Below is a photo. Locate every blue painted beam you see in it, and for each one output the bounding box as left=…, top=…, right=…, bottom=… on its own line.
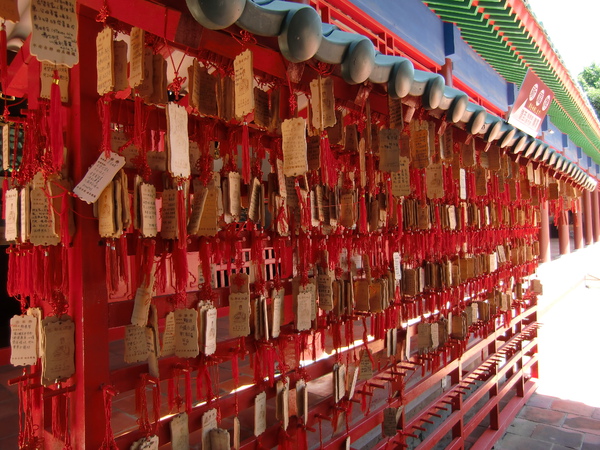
left=349, top=0, right=446, bottom=66
left=443, top=22, right=508, bottom=112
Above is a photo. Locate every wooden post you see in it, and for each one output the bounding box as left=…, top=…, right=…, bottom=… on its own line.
left=573, top=198, right=583, bottom=250
left=558, top=211, right=570, bottom=255
left=582, top=190, right=593, bottom=245
left=539, top=200, right=551, bottom=262
left=68, top=9, right=109, bottom=448
left=593, top=189, right=600, bottom=243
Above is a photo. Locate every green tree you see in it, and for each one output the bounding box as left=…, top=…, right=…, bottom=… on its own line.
left=578, top=63, right=600, bottom=118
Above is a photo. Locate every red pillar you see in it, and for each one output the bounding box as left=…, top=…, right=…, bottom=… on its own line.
left=582, top=190, right=593, bottom=245
left=558, top=211, right=571, bottom=255
left=593, top=189, right=600, bottom=243
left=69, top=10, right=110, bottom=448
left=573, top=198, right=584, bottom=250
left=539, top=200, right=551, bottom=262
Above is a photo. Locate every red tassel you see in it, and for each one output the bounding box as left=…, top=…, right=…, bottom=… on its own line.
left=1, top=176, right=7, bottom=220
left=167, top=376, right=175, bottom=412
left=172, top=243, right=188, bottom=298
left=50, top=70, right=64, bottom=172
left=51, top=391, right=68, bottom=442
left=133, top=96, right=145, bottom=151
left=320, top=133, right=337, bottom=188
left=185, top=370, right=192, bottom=414
left=98, top=95, right=112, bottom=158
left=100, top=385, right=118, bottom=450
left=358, top=190, right=368, bottom=234
left=141, top=239, right=156, bottom=288
left=242, top=122, right=251, bottom=184
left=177, top=186, right=187, bottom=249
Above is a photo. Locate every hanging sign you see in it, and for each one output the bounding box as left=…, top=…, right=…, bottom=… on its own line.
left=30, top=0, right=79, bottom=67
left=508, top=69, right=554, bottom=137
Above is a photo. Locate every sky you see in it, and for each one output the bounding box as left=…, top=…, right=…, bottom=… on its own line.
left=526, top=0, right=600, bottom=79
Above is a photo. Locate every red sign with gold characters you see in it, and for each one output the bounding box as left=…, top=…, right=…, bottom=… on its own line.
left=508, top=69, right=554, bottom=137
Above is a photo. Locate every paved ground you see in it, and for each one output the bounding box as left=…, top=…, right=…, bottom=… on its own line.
left=495, top=242, right=600, bottom=449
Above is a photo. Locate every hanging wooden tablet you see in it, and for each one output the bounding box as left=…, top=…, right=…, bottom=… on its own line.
left=282, top=118, right=308, bottom=177
left=139, top=183, right=158, bottom=237
left=129, top=27, right=145, bottom=88
left=41, top=316, right=75, bottom=385
left=391, top=157, right=411, bottom=197
left=2, top=124, right=8, bottom=171
left=29, top=187, right=60, bottom=246
left=440, top=128, right=453, bottom=161
left=310, top=76, right=336, bottom=130
left=197, top=183, right=219, bottom=237
left=113, top=40, right=129, bottom=92
left=201, top=408, right=218, bottom=450
left=426, top=162, right=444, bottom=199
left=417, top=322, right=432, bottom=353
left=229, top=292, right=250, bottom=338
left=31, top=0, right=78, bottom=67
left=451, top=313, right=467, bottom=340
left=327, top=109, right=344, bottom=146
left=119, top=171, right=131, bottom=230
left=344, top=124, right=359, bottom=153
left=276, top=377, right=290, bottom=428
left=19, top=186, right=30, bottom=243
left=306, top=135, right=321, bottom=171
left=131, top=269, right=155, bottom=327
left=209, top=429, right=230, bottom=450
left=459, top=168, right=467, bottom=200
left=411, top=122, right=430, bottom=169
left=187, top=178, right=208, bottom=234
left=131, top=435, right=159, bottom=449
left=389, top=97, right=403, bottom=129
left=198, top=66, right=218, bottom=117
left=187, top=59, right=200, bottom=110
left=170, top=412, right=190, bottom=450
left=317, top=273, right=333, bottom=311
left=358, top=349, right=373, bottom=380
left=10, top=314, right=38, bottom=366
left=96, top=26, right=114, bottom=95
left=382, top=407, right=402, bottom=437
left=294, top=282, right=315, bottom=331
left=379, top=128, right=401, bottom=172
left=124, top=324, right=148, bottom=364
left=160, top=189, right=179, bottom=239
left=461, top=141, right=475, bottom=167
left=73, top=151, right=126, bottom=203
left=333, top=363, right=346, bottom=402
left=162, top=312, right=176, bottom=357
left=339, top=189, right=356, bottom=228
left=254, top=88, right=270, bottom=129
left=234, top=49, right=254, bottom=120
left=98, top=182, right=116, bottom=238
left=254, top=392, right=267, bottom=436
left=166, top=103, right=191, bottom=178
left=4, top=187, right=18, bottom=242
left=223, top=171, right=241, bottom=222
left=174, top=309, right=199, bottom=358
left=296, top=378, right=309, bottom=418
left=150, top=54, right=168, bottom=105
left=217, top=74, right=235, bottom=121
left=145, top=325, right=160, bottom=378
left=270, top=288, right=284, bottom=338
left=475, top=166, right=488, bottom=197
